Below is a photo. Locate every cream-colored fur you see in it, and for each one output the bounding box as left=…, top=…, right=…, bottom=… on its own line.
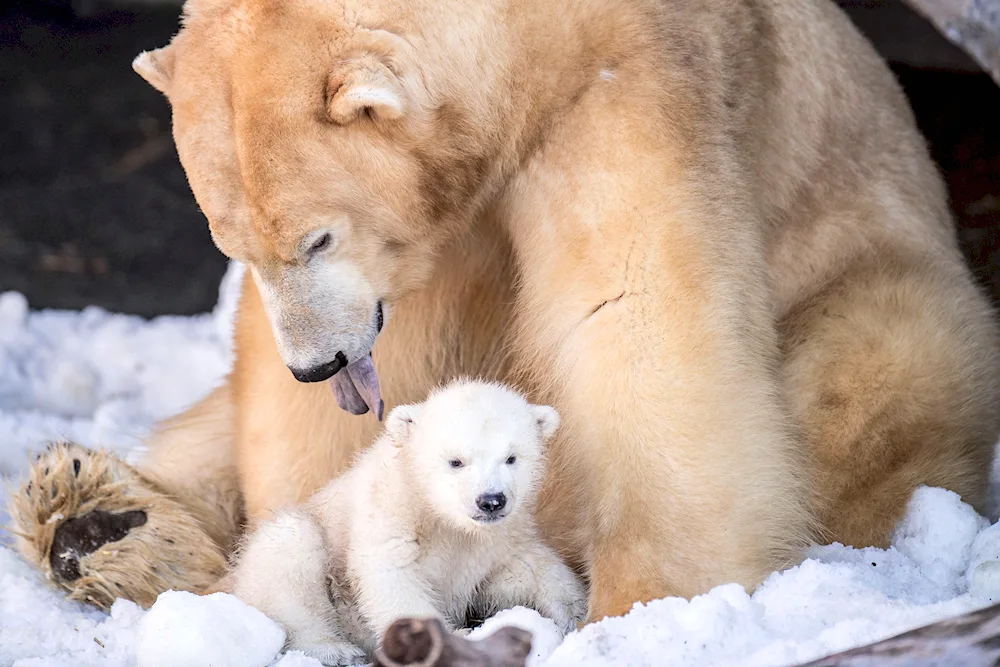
left=226, top=380, right=585, bottom=665
left=9, top=0, right=1000, bottom=623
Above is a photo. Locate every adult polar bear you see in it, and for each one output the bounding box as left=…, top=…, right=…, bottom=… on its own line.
left=11, top=0, right=1000, bottom=622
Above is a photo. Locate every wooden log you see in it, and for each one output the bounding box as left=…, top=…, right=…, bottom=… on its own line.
left=374, top=618, right=533, bottom=667
left=901, top=0, right=1000, bottom=84
left=794, top=602, right=1000, bottom=666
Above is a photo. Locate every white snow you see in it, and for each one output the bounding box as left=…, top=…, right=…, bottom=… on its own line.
left=136, top=591, right=285, bottom=667
left=968, top=521, right=1000, bottom=601
left=3, top=261, right=1000, bottom=667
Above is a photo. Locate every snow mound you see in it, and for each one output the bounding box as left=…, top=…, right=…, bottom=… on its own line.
left=136, top=591, right=285, bottom=667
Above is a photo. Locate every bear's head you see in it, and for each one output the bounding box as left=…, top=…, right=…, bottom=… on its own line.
left=132, top=0, right=515, bottom=403
left=385, top=380, right=560, bottom=532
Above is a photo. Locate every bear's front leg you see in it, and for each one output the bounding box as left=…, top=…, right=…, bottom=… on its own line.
left=531, top=264, right=813, bottom=621
left=506, top=143, right=814, bottom=621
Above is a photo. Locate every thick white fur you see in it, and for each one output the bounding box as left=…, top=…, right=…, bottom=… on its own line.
left=228, top=379, right=585, bottom=664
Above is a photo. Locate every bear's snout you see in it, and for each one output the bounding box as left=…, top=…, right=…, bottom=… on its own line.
left=476, top=493, right=507, bottom=517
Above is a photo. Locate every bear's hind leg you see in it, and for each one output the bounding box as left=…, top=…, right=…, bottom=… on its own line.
left=780, top=254, right=1000, bottom=547
left=7, top=441, right=228, bottom=608
left=7, top=383, right=241, bottom=608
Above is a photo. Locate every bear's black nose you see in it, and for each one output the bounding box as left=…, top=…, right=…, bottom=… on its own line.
left=476, top=493, right=507, bottom=514
left=289, top=352, right=347, bottom=383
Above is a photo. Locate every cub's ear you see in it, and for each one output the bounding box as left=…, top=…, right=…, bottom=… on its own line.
left=326, top=58, right=406, bottom=125
left=385, top=404, right=421, bottom=446
left=530, top=405, right=560, bottom=442
left=132, top=45, right=176, bottom=97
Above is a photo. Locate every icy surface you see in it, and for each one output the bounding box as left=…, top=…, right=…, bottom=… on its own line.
left=3, top=260, right=1000, bottom=667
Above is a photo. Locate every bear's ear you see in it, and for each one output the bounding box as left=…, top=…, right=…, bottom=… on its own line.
left=530, top=405, right=560, bottom=442
left=132, top=46, right=176, bottom=97
left=326, top=58, right=406, bottom=125
left=385, top=404, right=421, bottom=446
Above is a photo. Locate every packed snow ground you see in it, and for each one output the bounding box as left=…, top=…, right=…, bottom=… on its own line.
left=4, top=261, right=1000, bottom=667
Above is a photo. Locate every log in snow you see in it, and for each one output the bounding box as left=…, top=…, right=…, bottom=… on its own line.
left=794, top=602, right=1000, bottom=667
left=375, top=618, right=533, bottom=667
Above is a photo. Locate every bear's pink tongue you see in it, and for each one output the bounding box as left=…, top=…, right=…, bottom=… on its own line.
left=330, top=355, right=384, bottom=420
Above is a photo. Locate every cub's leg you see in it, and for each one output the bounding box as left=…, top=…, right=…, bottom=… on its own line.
left=781, top=254, right=1000, bottom=547
left=7, top=383, right=237, bottom=609
left=229, top=510, right=366, bottom=666
left=480, top=541, right=588, bottom=633
left=349, top=534, right=448, bottom=640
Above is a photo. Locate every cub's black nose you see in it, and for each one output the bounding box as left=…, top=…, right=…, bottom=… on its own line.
left=476, top=493, right=507, bottom=514
left=289, top=351, right=347, bottom=383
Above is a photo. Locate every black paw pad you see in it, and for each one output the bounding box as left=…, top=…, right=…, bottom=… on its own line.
left=49, top=509, right=148, bottom=583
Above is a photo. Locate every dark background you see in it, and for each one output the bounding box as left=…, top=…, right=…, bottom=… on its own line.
left=1, top=0, right=998, bottom=317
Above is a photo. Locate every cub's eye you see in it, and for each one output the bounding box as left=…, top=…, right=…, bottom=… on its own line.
left=448, top=459, right=464, bottom=469
left=310, top=233, right=332, bottom=253
left=506, top=456, right=516, bottom=465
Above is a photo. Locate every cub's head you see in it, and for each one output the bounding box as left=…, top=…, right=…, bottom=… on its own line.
left=132, top=0, right=506, bottom=392
left=385, top=380, right=560, bottom=532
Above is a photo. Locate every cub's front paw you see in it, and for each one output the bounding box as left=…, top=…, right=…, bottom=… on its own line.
left=553, top=610, right=578, bottom=635
left=295, top=640, right=368, bottom=666
left=539, top=595, right=587, bottom=634
left=569, top=594, right=589, bottom=626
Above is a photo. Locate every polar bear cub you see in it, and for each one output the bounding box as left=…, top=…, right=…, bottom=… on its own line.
left=227, top=379, right=587, bottom=665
